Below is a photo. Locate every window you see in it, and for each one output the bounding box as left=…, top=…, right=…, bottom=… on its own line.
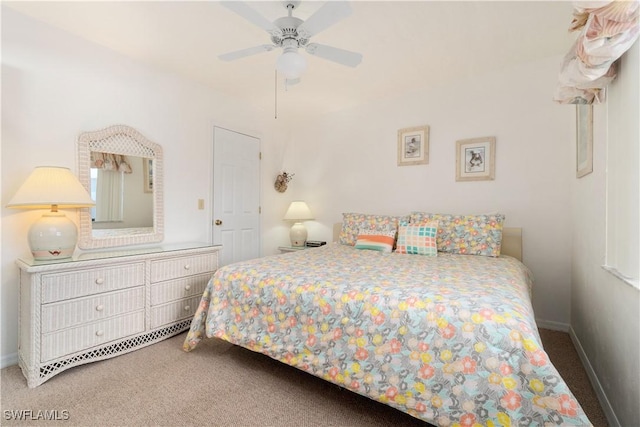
left=604, top=40, right=639, bottom=289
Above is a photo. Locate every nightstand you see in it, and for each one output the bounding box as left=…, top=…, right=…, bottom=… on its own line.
left=278, top=246, right=308, bottom=253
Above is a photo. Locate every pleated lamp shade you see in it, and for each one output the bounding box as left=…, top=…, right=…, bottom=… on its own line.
left=7, top=166, right=95, bottom=260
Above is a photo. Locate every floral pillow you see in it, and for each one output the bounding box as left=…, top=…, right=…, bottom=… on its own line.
left=354, top=226, right=397, bottom=253
left=410, top=213, right=505, bottom=257
left=339, top=213, right=408, bottom=246
left=395, top=222, right=438, bottom=256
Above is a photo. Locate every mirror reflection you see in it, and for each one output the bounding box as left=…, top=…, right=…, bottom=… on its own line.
left=89, top=154, right=153, bottom=229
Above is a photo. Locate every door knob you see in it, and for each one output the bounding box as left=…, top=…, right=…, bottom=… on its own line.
left=215, top=219, right=222, bottom=226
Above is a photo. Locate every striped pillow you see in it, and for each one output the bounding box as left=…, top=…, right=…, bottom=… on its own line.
left=395, top=222, right=438, bottom=256
left=354, top=226, right=397, bottom=253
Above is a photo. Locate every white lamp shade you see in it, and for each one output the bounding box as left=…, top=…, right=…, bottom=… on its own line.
left=7, top=166, right=95, bottom=209
left=283, top=201, right=314, bottom=221
left=7, top=166, right=95, bottom=260
left=276, top=49, right=307, bottom=79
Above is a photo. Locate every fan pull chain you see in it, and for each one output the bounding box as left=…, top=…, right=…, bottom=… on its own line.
left=275, top=70, right=278, bottom=119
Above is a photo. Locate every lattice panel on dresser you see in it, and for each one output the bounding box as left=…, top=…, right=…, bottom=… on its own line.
left=37, top=319, right=191, bottom=383
left=18, top=245, right=220, bottom=387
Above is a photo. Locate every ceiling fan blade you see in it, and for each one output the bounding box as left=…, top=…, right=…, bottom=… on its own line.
left=219, top=45, right=275, bottom=61
left=297, top=1, right=352, bottom=39
left=305, top=43, right=362, bottom=68
left=220, top=2, right=282, bottom=37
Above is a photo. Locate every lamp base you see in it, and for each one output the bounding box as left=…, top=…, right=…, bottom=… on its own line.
left=28, top=212, right=77, bottom=260
left=290, top=222, right=308, bottom=247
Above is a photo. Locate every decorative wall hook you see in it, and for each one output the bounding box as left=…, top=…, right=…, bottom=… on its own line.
left=274, top=171, right=294, bottom=193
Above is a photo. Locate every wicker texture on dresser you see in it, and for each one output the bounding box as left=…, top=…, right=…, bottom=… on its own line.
left=16, top=244, right=219, bottom=387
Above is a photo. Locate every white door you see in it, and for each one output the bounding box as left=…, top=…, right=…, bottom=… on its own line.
left=212, top=127, right=261, bottom=267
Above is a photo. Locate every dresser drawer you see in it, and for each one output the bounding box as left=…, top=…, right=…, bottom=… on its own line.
left=41, top=287, right=145, bottom=334
left=150, top=273, right=211, bottom=306
left=42, top=263, right=145, bottom=303
left=41, top=309, right=145, bottom=362
left=150, top=295, right=202, bottom=329
left=150, top=253, right=217, bottom=283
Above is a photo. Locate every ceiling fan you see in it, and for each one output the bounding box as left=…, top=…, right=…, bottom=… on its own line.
left=219, top=1, right=363, bottom=83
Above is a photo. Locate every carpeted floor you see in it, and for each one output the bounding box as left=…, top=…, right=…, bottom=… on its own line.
left=1, top=329, right=607, bottom=426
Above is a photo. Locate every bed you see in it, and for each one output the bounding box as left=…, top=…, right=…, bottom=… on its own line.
left=183, top=213, right=591, bottom=426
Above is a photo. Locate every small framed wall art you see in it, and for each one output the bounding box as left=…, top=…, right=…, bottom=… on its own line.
left=397, top=125, right=429, bottom=166
left=456, top=136, right=496, bottom=182
left=576, top=104, right=593, bottom=178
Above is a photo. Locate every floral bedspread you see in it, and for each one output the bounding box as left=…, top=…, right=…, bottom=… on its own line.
left=184, top=244, right=591, bottom=426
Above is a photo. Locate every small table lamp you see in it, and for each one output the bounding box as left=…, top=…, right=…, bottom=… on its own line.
left=283, top=201, right=314, bottom=247
left=7, top=166, right=95, bottom=260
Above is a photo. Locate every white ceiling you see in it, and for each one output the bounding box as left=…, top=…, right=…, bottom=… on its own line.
left=5, top=1, right=575, bottom=120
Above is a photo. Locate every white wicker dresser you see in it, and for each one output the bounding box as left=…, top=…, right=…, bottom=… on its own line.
left=16, top=243, right=220, bottom=387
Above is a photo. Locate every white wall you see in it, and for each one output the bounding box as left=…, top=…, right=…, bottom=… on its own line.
left=0, top=8, right=287, bottom=364
left=570, top=40, right=640, bottom=427
left=275, top=55, right=574, bottom=327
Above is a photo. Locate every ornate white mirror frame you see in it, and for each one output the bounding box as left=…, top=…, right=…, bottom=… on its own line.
left=77, top=125, right=164, bottom=249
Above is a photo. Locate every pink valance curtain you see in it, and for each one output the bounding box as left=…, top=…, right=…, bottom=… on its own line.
left=555, top=0, right=639, bottom=104
left=90, top=152, right=133, bottom=174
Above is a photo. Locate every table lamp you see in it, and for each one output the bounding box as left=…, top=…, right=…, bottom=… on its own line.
left=7, top=166, right=96, bottom=260
left=283, top=201, right=314, bottom=247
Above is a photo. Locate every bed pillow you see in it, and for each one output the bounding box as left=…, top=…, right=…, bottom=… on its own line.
left=354, top=226, right=397, bottom=253
left=395, top=222, right=438, bottom=256
left=409, top=212, right=505, bottom=257
left=339, top=213, right=408, bottom=246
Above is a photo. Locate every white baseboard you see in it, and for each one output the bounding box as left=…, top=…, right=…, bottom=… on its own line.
left=569, top=326, right=620, bottom=427
left=535, top=318, right=569, bottom=332
left=1, top=352, right=18, bottom=369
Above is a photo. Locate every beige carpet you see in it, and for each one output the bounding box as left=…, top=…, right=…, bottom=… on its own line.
left=1, top=329, right=608, bottom=426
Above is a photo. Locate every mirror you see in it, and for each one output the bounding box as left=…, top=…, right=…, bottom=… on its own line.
left=77, top=125, right=164, bottom=249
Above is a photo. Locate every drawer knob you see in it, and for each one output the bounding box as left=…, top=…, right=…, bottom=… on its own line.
left=95, top=278, right=105, bottom=285
left=95, top=330, right=104, bottom=337
left=183, top=264, right=191, bottom=270
left=95, top=305, right=104, bottom=312
left=184, top=305, right=190, bottom=311
left=185, top=285, right=191, bottom=291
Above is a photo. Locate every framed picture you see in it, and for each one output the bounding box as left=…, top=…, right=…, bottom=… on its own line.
left=456, top=136, right=496, bottom=182
left=397, top=125, right=429, bottom=166
left=576, top=104, right=593, bottom=178
left=143, top=158, right=153, bottom=193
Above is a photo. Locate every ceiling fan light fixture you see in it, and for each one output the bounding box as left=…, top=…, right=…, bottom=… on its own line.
left=220, top=1, right=362, bottom=82
left=276, top=48, right=307, bottom=79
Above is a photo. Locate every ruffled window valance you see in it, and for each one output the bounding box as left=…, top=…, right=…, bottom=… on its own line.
left=90, top=152, right=133, bottom=174
left=555, top=0, right=639, bottom=104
